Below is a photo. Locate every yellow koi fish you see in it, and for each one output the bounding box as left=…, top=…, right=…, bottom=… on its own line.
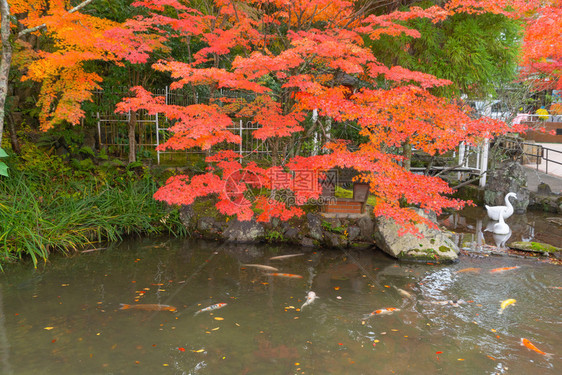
left=498, top=299, right=516, bottom=314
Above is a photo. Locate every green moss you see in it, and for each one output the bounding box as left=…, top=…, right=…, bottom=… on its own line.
left=509, top=241, right=560, bottom=253
left=398, top=248, right=439, bottom=261
left=438, top=245, right=451, bottom=253
left=191, top=197, right=226, bottom=221
left=321, top=220, right=346, bottom=234
left=335, top=186, right=377, bottom=206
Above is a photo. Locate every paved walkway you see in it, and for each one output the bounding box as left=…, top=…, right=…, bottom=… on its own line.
left=522, top=142, right=562, bottom=177
left=523, top=166, right=562, bottom=194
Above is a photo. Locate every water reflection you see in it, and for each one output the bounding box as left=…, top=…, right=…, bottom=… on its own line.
left=439, top=206, right=562, bottom=249
left=0, top=238, right=560, bottom=374
left=493, top=231, right=512, bottom=248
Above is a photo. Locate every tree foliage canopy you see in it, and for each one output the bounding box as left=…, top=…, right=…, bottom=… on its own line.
left=2, top=0, right=560, bottom=233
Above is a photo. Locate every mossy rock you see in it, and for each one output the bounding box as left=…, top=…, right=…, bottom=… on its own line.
left=398, top=248, right=440, bottom=262
left=508, top=241, right=561, bottom=253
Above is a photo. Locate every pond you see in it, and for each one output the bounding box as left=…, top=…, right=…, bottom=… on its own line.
left=0, top=236, right=560, bottom=374
left=439, top=206, right=562, bottom=250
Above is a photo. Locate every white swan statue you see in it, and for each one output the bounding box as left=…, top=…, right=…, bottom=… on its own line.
left=492, top=209, right=510, bottom=235
left=485, top=192, right=517, bottom=221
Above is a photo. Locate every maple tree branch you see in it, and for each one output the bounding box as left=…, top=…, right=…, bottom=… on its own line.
left=18, top=0, right=96, bottom=37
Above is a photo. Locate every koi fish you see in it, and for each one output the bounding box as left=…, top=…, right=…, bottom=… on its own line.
left=455, top=267, right=481, bottom=274
left=270, top=253, right=305, bottom=260
left=498, top=299, right=516, bottom=314
left=119, top=303, right=176, bottom=312
left=368, top=307, right=400, bottom=317
left=194, top=303, right=227, bottom=316
left=490, top=266, right=520, bottom=273
left=241, top=264, right=279, bottom=272
left=300, top=291, right=318, bottom=310
left=431, top=299, right=466, bottom=307
left=521, top=338, right=552, bottom=357
left=393, top=286, right=412, bottom=299
left=264, top=273, right=304, bottom=279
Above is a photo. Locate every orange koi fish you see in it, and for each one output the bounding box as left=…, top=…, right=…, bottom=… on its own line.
left=194, top=303, right=227, bottom=316
left=368, top=307, right=400, bottom=317
left=490, top=266, right=520, bottom=273
left=119, top=303, right=176, bottom=312
left=521, top=338, right=552, bottom=357
left=264, top=273, right=304, bottom=279
left=455, top=267, right=481, bottom=274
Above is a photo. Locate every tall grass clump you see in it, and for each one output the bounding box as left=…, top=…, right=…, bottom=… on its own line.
left=0, top=151, right=186, bottom=268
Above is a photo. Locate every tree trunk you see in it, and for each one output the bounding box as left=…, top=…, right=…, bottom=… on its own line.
left=403, top=138, right=412, bottom=171
left=7, top=113, right=20, bottom=154
left=0, top=0, right=13, bottom=146
left=128, top=111, right=137, bottom=163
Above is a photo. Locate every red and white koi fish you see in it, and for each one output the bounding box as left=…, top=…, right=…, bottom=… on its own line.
left=490, top=266, right=520, bottom=273
left=300, top=291, right=318, bottom=310
left=521, top=338, right=552, bottom=357
left=368, top=307, right=400, bottom=317
left=194, top=303, right=227, bottom=316
left=241, top=264, right=279, bottom=272
left=264, top=273, right=304, bottom=279
left=119, top=303, right=176, bottom=312
left=270, top=253, right=305, bottom=260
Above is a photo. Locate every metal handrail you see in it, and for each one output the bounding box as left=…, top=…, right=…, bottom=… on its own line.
left=514, top=140, right=562, bottom=175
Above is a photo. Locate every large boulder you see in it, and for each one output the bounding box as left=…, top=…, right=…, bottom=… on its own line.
left=485, top=161, right=530, bottom=213
left=374, top=209, right=459, bottom=262
left=223, top=220, right=265, bottom=243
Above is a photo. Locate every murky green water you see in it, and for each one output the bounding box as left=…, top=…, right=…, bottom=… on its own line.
left=0, top=237, right=560, bottom=374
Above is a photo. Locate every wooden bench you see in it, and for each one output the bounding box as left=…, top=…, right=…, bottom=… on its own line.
left=322, top=182, right=370, bottom=214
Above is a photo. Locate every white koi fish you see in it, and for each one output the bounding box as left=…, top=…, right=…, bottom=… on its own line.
left=300, top=291, right=318, bottom=310
left=241, top=264, right=279, bottom=272
left=270, top=253, right=305, bottom=260
left=194, top=303, right=227, bottom=316
left=393, top=286, right=412, bottom=299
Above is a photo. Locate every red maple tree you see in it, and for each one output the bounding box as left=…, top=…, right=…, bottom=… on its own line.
left=113, top=0, right=540, bottom=233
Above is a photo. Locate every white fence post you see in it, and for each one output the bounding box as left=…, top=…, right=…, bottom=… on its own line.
left=156, top=113, right=160, bottom=165
left=239, top=120, right=243, bottom=163
left=458, top=142, right=465, bottom=180
left=479, top=139, right=489, bottom=187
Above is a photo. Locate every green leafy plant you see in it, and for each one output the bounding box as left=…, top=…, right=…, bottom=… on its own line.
left=265, top=230, right=284, bottom=242
left=0, top=148, right=7, bottom=177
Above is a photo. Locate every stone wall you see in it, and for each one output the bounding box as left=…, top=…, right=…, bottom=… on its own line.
left=178, top=200, right=460, bottom=263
